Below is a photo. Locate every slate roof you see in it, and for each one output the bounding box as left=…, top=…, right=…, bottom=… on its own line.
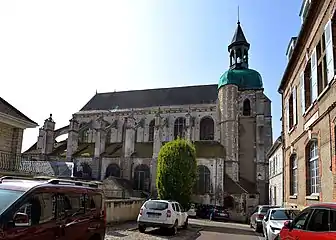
left=0, top=97, right=37, bottom=125
left=80, top=84, right=218, bottom=111
left=228, top=22, right=250, bottom=50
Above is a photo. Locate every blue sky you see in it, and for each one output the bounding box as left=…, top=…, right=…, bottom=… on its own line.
left=0, top=0, right=302, bottom=150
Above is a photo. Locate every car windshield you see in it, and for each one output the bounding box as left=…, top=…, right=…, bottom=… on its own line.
left=0, top=189, right=24, bottom=214
left=261, top=207, right=272, bottom=213
left=270, top=209, right=300, bottom=220
left=145, top=201, right=168, bottom=210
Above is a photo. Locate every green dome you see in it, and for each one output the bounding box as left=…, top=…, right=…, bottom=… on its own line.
left=218, top=68, right=263, bottom=90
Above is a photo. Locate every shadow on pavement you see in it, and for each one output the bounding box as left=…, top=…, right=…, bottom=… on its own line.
left=190, top=223, right=257, bottom=237
left=146, top=226, right=201, bottom=239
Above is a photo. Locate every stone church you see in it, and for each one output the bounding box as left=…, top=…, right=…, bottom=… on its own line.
left=24, top=21, right=272, bottom=220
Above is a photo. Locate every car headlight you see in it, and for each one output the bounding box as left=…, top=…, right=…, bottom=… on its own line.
left=270, top=226, right=281, bottom=232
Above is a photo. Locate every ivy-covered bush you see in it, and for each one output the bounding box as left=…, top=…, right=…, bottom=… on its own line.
left=156, top=138, right=197, bottom=210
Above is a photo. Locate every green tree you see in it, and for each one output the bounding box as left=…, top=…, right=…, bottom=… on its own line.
left=156, top=138, right=197, bottom=210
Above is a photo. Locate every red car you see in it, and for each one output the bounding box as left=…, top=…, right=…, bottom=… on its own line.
left=0, top=176, right=106, bottom=240
left=278, top=203, right=336, bottom=239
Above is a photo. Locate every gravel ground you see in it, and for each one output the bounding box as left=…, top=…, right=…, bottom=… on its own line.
left=105, top=222, right=201, bottom=240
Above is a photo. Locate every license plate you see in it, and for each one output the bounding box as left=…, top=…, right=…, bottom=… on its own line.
left=148, top=214, right=159, bottom=218
left=219, top=213, right=227, bottom=217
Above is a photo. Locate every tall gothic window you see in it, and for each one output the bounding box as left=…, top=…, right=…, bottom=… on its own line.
left=306, top=140, right=320, bottom=195
left=174, top=117, right=186, bottom=139
left=148, top=120, right=155, bottom=142
left=106, top=129, right=111, bottom=144
left=243, top=99, right=251, bottom=116
left=194, top=165, right=211, bottom=195
left=290, top=154, right=297, bottom=195
left=200, top=117, right=214, bottom=140
left=79, top=123, right=89, bottom=143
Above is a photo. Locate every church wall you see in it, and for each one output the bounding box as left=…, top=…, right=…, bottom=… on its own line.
left=74, top=103, right=219, bottom=144
left=239, top=117, right=256, bottom=184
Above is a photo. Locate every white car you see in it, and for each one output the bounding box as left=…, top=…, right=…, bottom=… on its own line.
left=187, top=203, right=197, bottom=218
left=262, top=207, right=300, bottom=240
left=137, top=199, right=189, bottom=235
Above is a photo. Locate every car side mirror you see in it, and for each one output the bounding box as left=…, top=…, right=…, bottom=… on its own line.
left=13, top=212, right=30, bottom=227
left=263, top=216, right=267, bottom=221
left=283, top=220, right=292, bottom=229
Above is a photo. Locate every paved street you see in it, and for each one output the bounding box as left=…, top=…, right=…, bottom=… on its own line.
left=105, top=219, right=264, bottom=240
left=191, top=219, right=264, bottom=240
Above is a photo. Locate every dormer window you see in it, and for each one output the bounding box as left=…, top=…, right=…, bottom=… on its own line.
left=286, top=37, right=297, bottom=61
left=300, top=0, right=311, bottom=23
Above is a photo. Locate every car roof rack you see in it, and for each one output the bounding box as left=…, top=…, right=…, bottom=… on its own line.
left=0, top=176, right=36, bottom=183
left=46, top=178, right=100, bottom=188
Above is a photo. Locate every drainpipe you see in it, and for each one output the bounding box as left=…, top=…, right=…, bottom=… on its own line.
left=329, top=112, right=333, bottom=172
left=280, top=89, right=285, bottom=207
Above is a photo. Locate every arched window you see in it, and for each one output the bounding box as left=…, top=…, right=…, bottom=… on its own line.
left=194, top=165, right=211, bottom=194
left=134, top=164, right=150, bottom=192
left=174, top=117, right=186, bottom=139
left=200, top=117, right=214, bottom=140
left=106, top=129, right=111, bottom=144
left=236, top=48, right=242, bottom=63
left=148, top=120, right=155, bottom=142
left=121, top=121, right=126, bottom=142
left=307, top=140, right=319, bottom=195
left=230, top=50, right=235, bottom=65
left=105, top=163, right=121, bottom=178
left=243, top=49, right=248, bottom=64
left=243, top=99, right=251, bottom=116
left=290, top=154, right=297, bottom=195
left=78, top=123, right=89, bottom=143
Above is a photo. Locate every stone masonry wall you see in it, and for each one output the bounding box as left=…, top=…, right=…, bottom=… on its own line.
left=0, top=122, right=23, bottom=155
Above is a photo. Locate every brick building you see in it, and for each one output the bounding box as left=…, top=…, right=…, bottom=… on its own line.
left=278, top=0, right=336, bottom=209
left=0, top=97, right=37, bottom=157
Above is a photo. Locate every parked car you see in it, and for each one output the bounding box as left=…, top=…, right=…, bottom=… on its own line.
left=211, top=206, right=230, bottom=222
left=279, top=203, right=336, bottom=239
left=250, top=205, right=280, bottom=232
left=0, top=176, right=106, bottom=240
left=187, top=203, right=197, bottom=218
left=196, top=204, right=213, bottom=219
left=262, top=208, right=300, bottom=240
left=137, top=199, right=188, bottom=235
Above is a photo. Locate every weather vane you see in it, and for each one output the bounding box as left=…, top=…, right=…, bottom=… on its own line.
left=238, top=5, right=240, bottom=24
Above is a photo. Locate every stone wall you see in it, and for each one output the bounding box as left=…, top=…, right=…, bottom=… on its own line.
left=0, top=122, right=23, bottom=155
left=105, top=198, right=145, bottom=224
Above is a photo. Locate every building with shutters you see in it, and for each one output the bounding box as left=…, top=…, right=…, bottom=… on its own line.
left=23, top=21, right=273, bottom=221
left=267, top=136, right=283, bottom=207
left=278, top=0, right=336, bottom=209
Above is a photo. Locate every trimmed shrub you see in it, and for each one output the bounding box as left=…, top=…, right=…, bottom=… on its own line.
left=156, top=138, right=197, bottom=210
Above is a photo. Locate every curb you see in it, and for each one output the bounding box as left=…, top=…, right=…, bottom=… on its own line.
left=128, top=226, right=138, bottom=231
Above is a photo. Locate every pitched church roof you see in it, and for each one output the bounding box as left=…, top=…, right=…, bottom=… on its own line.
left=80, top=84, right=218, bottom=111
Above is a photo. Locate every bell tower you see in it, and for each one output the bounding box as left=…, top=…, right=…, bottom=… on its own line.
left=228, top=20, right=250, bottom=69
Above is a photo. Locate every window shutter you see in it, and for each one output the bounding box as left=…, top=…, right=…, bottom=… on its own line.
left=311, top=48, right=318, bottom=102
left=285, top=99, right=289, bottom=132
left=325, top=20, right=335, bottom=83
left=293, top=86, right=297, bottom=125
left=300, top=72, right=305, bottom=115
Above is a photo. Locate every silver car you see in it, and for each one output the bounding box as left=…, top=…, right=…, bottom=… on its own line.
left=250, top=205, right=280, bottom=232
left=262, top=208, right=300, bottom=240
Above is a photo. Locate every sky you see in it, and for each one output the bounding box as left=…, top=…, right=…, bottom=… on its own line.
left=0, top=0, right=302, bottom=152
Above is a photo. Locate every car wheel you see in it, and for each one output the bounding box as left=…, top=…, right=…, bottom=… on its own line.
left=170, top=220, right=178, bottom=235
left=138, top=225, right=146, bottom=233
left=182, top=217, right=188, bottom=229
